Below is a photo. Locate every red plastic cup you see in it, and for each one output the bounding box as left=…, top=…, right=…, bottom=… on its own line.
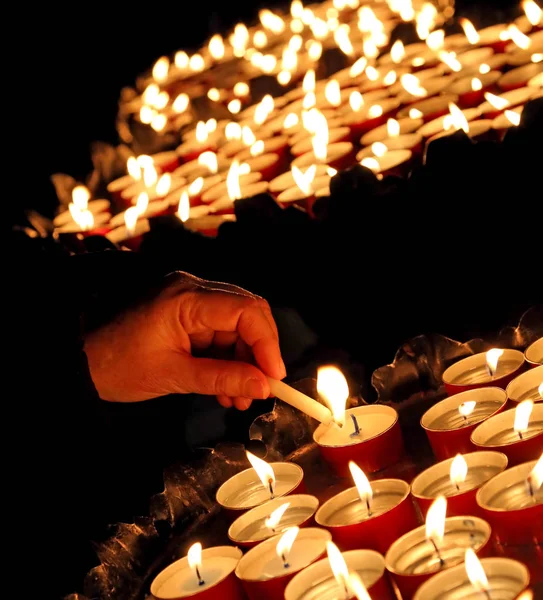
left=421, top=387, right=508, bottom=460
left=315, top=479, right=420, bottom=554
left=506, top=366, right=543, bottom=406
left=476, top=460, right=543, bottom=546
left=525, top=338, right=543, bottom=368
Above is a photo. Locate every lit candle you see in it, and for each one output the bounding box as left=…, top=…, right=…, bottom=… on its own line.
left=291, top=142, right=354, bottom=171
left=315, top=462, right=419, bottom=554
left=385, top=497, right=492, bottom=600
left=290, top=127, right=351, bottom=157
left=413, top=551, right=530, bottom=600
left=269, top=165, right=332, bottom=196
left=506, top=366, right=543, bottom=404
left=397, top=94, right=460, bottom=122
left=340, top=98, right=401, bottom=136
left=109, top=194, right=169, bottom=228
left=53, top=185, right=111, bottom=228
left=442, top=348, right=525, bottom=395
left=106, top=208, right=150, bottom=249
left=492, top=107, right=524, bottom=137
left=476, top=457, right=542, bottom=545
left=499, top=63, right=543, bottom=91
left=478, top=87, right=537, bottom=118
left=150, top=543, right=245, bottom=600
left=358, top=149, right=413, bottom=178
left=421, top=387, right=508, bottom=460
left=55, top=206, right=111, bottom=236
left=417, top=107, right=481, bottom=138
left=426, top=104, right=494, bottom=144
left=228, top=495, right=319, bottom=548
left=235, top=528, right=332, bottom=600
left=106, top=156, right=144, bottom=201
left=360, top=117, right=424, bottom=145
left=446, top=72, right=501, bottom=107
left=411, top=451, right=508, bottom=518
left=202, top=162, right=267, bottom=212
left=524, top=337, right=543, bottom=367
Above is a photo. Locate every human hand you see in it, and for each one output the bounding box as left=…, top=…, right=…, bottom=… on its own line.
left=84, top=272, right=286, bottom=410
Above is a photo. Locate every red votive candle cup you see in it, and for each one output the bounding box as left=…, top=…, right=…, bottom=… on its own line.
left=315, top=479, right=419, bottom=554
left=506, top=366, right=543, bottom=406
left=421, top=387, right=508, bottom=460
left=476, top=459, right=543, bottom=546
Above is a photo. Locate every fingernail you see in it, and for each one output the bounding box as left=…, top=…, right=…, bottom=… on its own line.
left=278, top=358, right=287, bottom=379
left=244, top=378, right=266, bottom=399
left=238, top=398, right=252, bottom=411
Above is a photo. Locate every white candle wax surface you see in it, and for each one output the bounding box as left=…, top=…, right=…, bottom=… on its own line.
left=269, top=165, right=331, bottom=194
left=235, top=527, right=331, bottom=581
left=216, top=462, right=303, bottom=510
left=291, top=142, right=353, bottom=170
left=53, top=199, right=111, bottom=227
left=151, top=546, right=242, bottom=599
left=316, top=479, right=409, bottom=526
left=417, top=108, right=481, bottom=138
left=525, top=337, right=543, bottom=366
left=442, top=350, right=524, bottom=386
left=471, top=404, right=543, bottom=447
left=200, top=172, right=262, bottom=203
left=207, top=181, right=270, bottom=214
left=360, top=117, right=424, bottom=145
left=397, top=94, right=459, bottom=119
left=427, top=120, right=493, bottom=143
left=56, top=211, right=111, bottom=234
left=314, top=405, right=398, bottom=447
left=106, top=219, right=150, bottom=244
left=412, top=557, right=529, bottom=600
left=109, top=199, right=169, bottom=228
left=385, top=516, right=491, bottom=576
left=506, top=366, right=543, bottom=403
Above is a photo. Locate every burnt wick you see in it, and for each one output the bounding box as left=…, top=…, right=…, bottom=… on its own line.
left=350, top=414, right=361, bottom=438
left=269, top=479, right=275, bottom=499
left=430, top=539, right=445, bottom=568
left=195, top=565, right=205, bottom=586
left=366, top=497, right=373, bottom=517
left=281, top=553, right=290, bottom=569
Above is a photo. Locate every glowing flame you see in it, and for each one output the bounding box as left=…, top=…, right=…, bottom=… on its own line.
left=291, top=165, right=317, bottom=196
left=391, top=40, right=406, bottom=64
left=155, top=173, right=172, bottom=197
left=350, top=91, right=364, bottom=111
left=335, top=25, right=354, bottom=56
left=460, top=18, right=480, bottom=44
left=72, top=185, right=90, bottom=210
left=188, top=177, right=204, bottom=196
left=539, top=382, right=543, bottom=398
left=372, top=142, right=388, bottom=157
left=401, top=73, right=427, bottom=97
left=384, top=118, right=400, bottom=138
left=151, top=113, right=167, bottom=133
left=239, top=163, right=251, bottom=175
left=523, top=0, right=542, bottom=25
left=471, top=78, right=483, bottom=91
left=365, top=65, right=379, bottom=81
left=450, top=454, right=469, bottom=488
left=426, top=496, right=447, bottom=547
left=308, top=40, right=323, bottom=61
left=242, top=126, right=256, bottom=147
left=410, top=108, right=424, bottom=119
left=124, top=206, right=139, bottom=235
left=532, top=53, right=543, bottom=62
left=289, top=35, right=303, bottom=52
left=276, top=527, right=299, bottom=567
left=465, top=548, right=489, bottom=594
left=198, top=151, right=218, bottom=174
left=173, top=93, right=189, bottom=114
left=153, top=91, right=169, bottom=110
left=348, top=573, right=371, bottom=600
left=448, top=103, right=470, bottom=133
left=189, top=54, right=205, bottom=72
left=349, top=461, right=373, bottom=507
left=505, top=110, right=521, bottom=126
left=383, top=70, right=397, bottom=85
left=143, top=83, right=159, bottom=105
left=327, top=167, right=337, bottom=176
left=368, top=104, right=384, bottom=118
left=350, top=57, right=367, bottom=77
left=254, top=30, right=268, bottom=47
left=515, top=592, right=533, bottom=600
left=225, top=122, right=242, bottom=140
left=226, top=160, right=243, bottom=201
left=187, top=542, right=203, bottom=580
left=143, top=165, right=158, bottom=188
left=514, top=400, right=534, bottom=435
left=416, top=3, right=437, bottom=39
left=196, top=121, right=209, bottom=143
left=312, top=137, right=328, bottom=162
left=427, top=29, right=445, bottom=51
left=459, top=401, right=476, bottom=418
left=479, top=63, right=491, bottom=74
left=284, top=113, right=299, bottom=129
left=363, top=37, right=378, bottom=59
left=278, top=67, right=292, bottom=83
left=291, top=0, right=303, bottom=18
left=508, top=25, right=531, bottom=49
left=250, top=140, right=265, bottom=157
left=529, top=454, right=543, bottom=491
left=486, top=348, right=504, bottom=376
left=325, top=79, right=341, bottom=107
left=127, top=157, right=141, bottom=181
left=228, top=99, right=242, bottom=114
left=259, top=9, right=285, bottom=34
left=135, top=192, right=149, bottom=215
left=303, top=92, right=317, bottom=110
left=265, top=502, right=291, bottom=530
left=177, top=190, right=190, bottom=223
left=327, top=541, right=350, bottom=595
left=439, top=51, right=462, bottom=72
left=175, top=51, right=189, bottom=69
left=360, top=157, right=380, bottom=171
left=140, top=105, right=154, bottom=124
left=207, top=88, right=221, bottom=102
left=485, top=92, right=510, bottom=110
left=317, top=366, right=349, bottom=427
left=152, top=56, right=170, bottom=83
left=209, top=34, right=225, bottom=60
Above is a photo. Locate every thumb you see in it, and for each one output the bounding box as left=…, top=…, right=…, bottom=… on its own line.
left=177, top=356, right=271, bottom=399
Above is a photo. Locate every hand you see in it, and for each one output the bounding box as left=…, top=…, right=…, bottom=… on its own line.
left=84, top=272, right=286, bottom=410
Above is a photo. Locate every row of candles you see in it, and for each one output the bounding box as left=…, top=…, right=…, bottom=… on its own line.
left=52, top=0, right=542, bottom=244
left=150, top=347, right=542, bottom=600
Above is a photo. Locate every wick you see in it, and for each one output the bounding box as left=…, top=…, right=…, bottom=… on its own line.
left=269, top=479, right=275, bottom=499
left=350, top=414, right=361, bottom=438
left=462, top=415, right=469, bottom=425
left=455, top=483, right=460, bottom=491
left=518, top=431, right=524, bottom=440
left=527, top=476, right=534, bottom=499
left=430, top=539, right=445, bottom=568
left=195, top=565, right=205, bottom=587
left=483, top=589, right=492, bottom=600
left=487, top=366, right=494, bottom=379
left=281, top=553, right=290, bottom=569
left=366, top=497, right=373, bottom=517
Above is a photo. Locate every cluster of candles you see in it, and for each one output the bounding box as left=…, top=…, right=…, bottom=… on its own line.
left=150, top=345, right=542, bottom=600
left=52, top=0, right=542, bottom=246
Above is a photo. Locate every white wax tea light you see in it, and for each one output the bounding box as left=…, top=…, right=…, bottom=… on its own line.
left=506, top=366, right=543, bottom=403
left=442, top=349, right=524, bottom=389
left=472, top=402, right=542, bottom=447
left=525, top=337, right=543, bottom=366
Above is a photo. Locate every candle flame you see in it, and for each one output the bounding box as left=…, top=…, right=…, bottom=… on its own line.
left=187, top=542, right=203, bottom=576
left=292, top=165, right=317, bottom=196
left=177, top=191, right=190, bottom=223
left=514, top=400, right=534, bottom=435
left=155, top=173, right=172, bottom=197
left=226, top=160, right=243, bottom=201
left=209, top=34, right=225, bottom=60
left=152, top=56, right=170, bottom=83
left=325, top=79, right=342, bottom=107
left=516, top=592, right=533, bottom=600
left=205, top=119, right=217, bottom=134
left=259, top=8, right=285, bottom=34
left=276, top=527, right=299, bottom=566
left=391, top=40, right=405, bottom=64
left=479, top=63, right=491, bottom=74
left=327, top=541, right=351, bottom=595
left=151, top=113, right=167, bottom=133
left=175, top=51, right=189, bottom=69
left=188, top=177, right=204, bottom=196
left=523, top=0, right=542, bottom=25
left=460, top=18, right=480, bottom=44
left=529, top=454, right=543, bottom=490
left=416, top=3, right=437, bottom=39
left=409, top=108, right=424, bottom=119
left=365, top=65, right=379, bottom=81
left=284, top=113, right=299, bottom=129
left=450, top=454, right=469, bottom=487
left=72, top=185, right=90, bottom=210
left=368, top=104, right=384, bottom=118
left=250, top=140, right=265, bottom=157
left=196, top=121, right=209, bottom=143
left=465, top=548, right=489, bottom=593
left=208, top=88, right=221, bottom=102
left=486, top=348, right=504, bottom=376
left=137, top=155, right=154, bottom=169
left=189, top=54, right=205, bottom=72
left=348, top=573, right=372, bottom=600
left=539, top=382, right=543, bottom=398
left=350, top=57, right=367, bottom=77
left=425, top=496, right=447, bottom=547
left=426, top=29, right=445, bottom=51
left=401, top=73, right=427, bottom=97
left=303, top=69, right=316, bottom=93
left=246, top=450, right=276, bottom=497
left=349, top=461, right=373, bottom=506
left=143, top=165, right=158, bottom=188
left=317, top=366, right=349, bottom=427
left=448, top=103, right=470, bottom=133
left=532, top=53, right=543, bottom=62
left=505, top=110, right=521, bottom=126
left=360, top=157, right=380, bottom=172
left=127, top=156, right=141, bottom=181
left=239, top=162, right=251, bottom=175
left=350, top=91, right=364, bottom=112
left=459, top=401, right=476, bottom=418
left=471, top=77, right=483, bottom=91
left=372, top=142, right=388, bottom=157
left=228, top=99, right=242, bottom=114
left=139, top=106, right=153, bottom=126
left=198, top=151, right=218, bottom=174
left=124, top=206, right=139, bottom=235
left=225, top=122, right=242, bottom=140
left=387, top=118, right=400, bottom=137
left=508, top=24, right=531, bottom=49
left=254, top=96, right=274, bottom=125
left=485, top=92, right=509, bottom=110
left=154, top=91, right=169, bottom=110
left=303, top=92, right=317, bottom=110
left=327, top=167, right=337, bottom=176
left=265, top=502, right=291, bottom=530
left=242, top=126, right=256, bottom=146
left=135, top=191, right=149, bottom=215
left=383, top=70, right=397, bottom=85
left=438, top=51, right=463, bottom=72
left=143, top=83, right=159, bottom=105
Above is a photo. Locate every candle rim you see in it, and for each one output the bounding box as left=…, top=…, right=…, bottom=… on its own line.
left=441, top=349, right=525, bottom=387
left=506, top=364, right=543, bottom=402
left=106, top=218, right=150, bottom=244
left=397, top=93, right=459, bottom=118
left=470, top=403, right=543, bottom=448
left=56, top=211, right=111, bottom=234
left=360, top=116, right=424, bottom=145
left=524, top=337, right=543, bottom=366
left=150, top=545, right=243, bottom=599
left=291, top=141, right=354, bottom=169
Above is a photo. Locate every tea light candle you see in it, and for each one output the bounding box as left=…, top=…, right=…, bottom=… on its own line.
left=216, top=453, right=305, bottom=521
left=284, top=548, right=395, bottom=600
left=478, top=87, right=536, bottom=118
left=413, top=555, right=530, bottom=600
left=470, top=403, right=543, bottom=465
left=492, top=107, right=524, bottom=136
left=456, top=47, right=495, bottom=68
left=396, top=77, right=453, bottom=106
left=360, top=117, right=424, bottom=145
left=421, top=387, right=508, bottom=460
left=269, top=165, right=331, bottom=196
left=417, top=108, right=481, bottom=138
left=476, top=458, right=542, bottom=545
left=201, top=172, right=263, bottom=204
left=53, top=200, right=111, bottom=227
left=55, top=211, right=111, bottom=235
left=150, top=544, right=244, bottom=600
left=397, top=95, right=460, bottom=122
left=525, top=337, right=543, bottom=367
left=478, top=24, right=510, bottom=51
left=506, top=366, right=543, bottom=404
left=442, top=349, right=525, bottom=395
left=173, top=155, right=230, bottom=180
left=207, top=181, right=270, bottom=214
left=235, top=136, right=290, bottom=161
left=315, top=467, right=419, bottom=554
left=151, top=150, right=180, bottom=173
left=276, top=177, right=331, bottom=212
left=109, top=198, right=170, bottom=227
left=106, top=218, right=150, bottom=249
left=446, top=71, right=501, bottom=107
left=385, top=507, right=492, bottom=600
left=228, top=495, right=319, bottom=548
left=340, top=98, right=400, bottom=136
left=235, top=527, right=331, bottom=600
left=499, top=63, right=543, bottom=91
left=290, top=128, right=351, bottom=157
left=236, top=153, right=281, bottom=181
left=411, top=451, right=508, bottom=518
left=291, top=142, right=354, bottom=171
left=357, top=133, right=423, bottom=156
left=426, top=120, right=494, bottom=144
left=358, top=150, right=413, bottom=178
